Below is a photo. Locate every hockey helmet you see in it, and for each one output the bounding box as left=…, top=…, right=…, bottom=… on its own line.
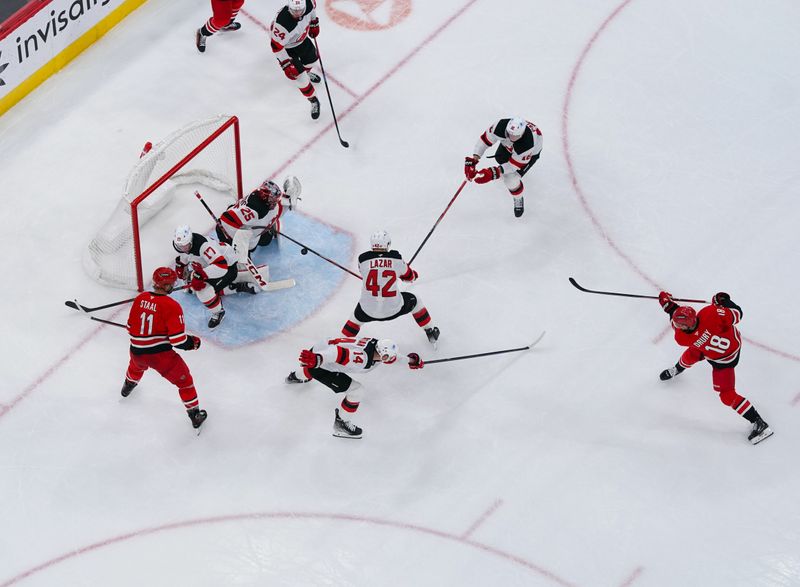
left=152, top=266, right=178, bottom=291
left=370, top=230, right=391, bottom=251
left=255, top=180, right=283, bottom=206
left=671, top=306, right=698, bottom=331
left=173, top=225, right=193, bottom=253
left=506, top=117, right=526, bottom=141
left=376, top=339, right=398, bottom=364
left=287, top=0, right=305, bottom=18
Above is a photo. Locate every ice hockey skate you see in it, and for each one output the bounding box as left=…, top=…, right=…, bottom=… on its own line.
left=748, top=417, right=773, bottom=445
left=513, top=196, right=524, bottom=218
left=425, top=326, right=440, bottom=349
left=221, top=20, right=241, bottom=31
left=310, top=97, right=321, bottom=120
left=195, top=29, right=207, bottom=53
left=120, top=379, right=137, bottom=397
left=333, top=408, right=362, bottom=439
left=187, top=408, right=208, bottom=430
left=285, top=371, right=309, bottom=384
left=208, top=308, right=225, bottom=329
left=308, top=71, right=321, bottom=84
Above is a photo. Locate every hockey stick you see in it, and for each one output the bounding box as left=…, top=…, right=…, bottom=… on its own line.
left=69, top=299, right=127, bottom=328
left=313, top=38, right=349, bottom=148
left=568, top=277, right=707, bottom=303
left=65, top=285, right=190, bottom=314
left=425, top=331, right=546, bottom=365
left=278, top=230, right=361, bottom=280
left=409, top=180, right=467, bottom=265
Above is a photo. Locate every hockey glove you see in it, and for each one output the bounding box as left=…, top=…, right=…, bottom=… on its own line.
left=474, top=166, right=502, bottom=184
left=299, top=349, right=322, bottom=369
left=658, top=291, right=678, bottom=314
left=712, top=291, right=731, bottom=306
left=464, top=155, right=479, bottom=180
left=400, top=267, right=418, bottom=282
left=407, top=353, right=424, bottom=370
left=659, top=363, right=686, bottom=381
left=176, top=335, right=201, bottom=351
left=175, top=256, right=187, bottom=280
left=189, top=263, right=208, bottom=292
left=309, top=17, right=320, bottom=38
left=281, top=60, right=299, bottom=80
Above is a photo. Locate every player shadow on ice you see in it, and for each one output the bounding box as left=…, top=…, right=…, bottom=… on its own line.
left=178, top=213, right=354, bottom=347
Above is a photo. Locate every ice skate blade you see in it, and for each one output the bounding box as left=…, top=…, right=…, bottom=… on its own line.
left=749, top=427, right=773, bottom=445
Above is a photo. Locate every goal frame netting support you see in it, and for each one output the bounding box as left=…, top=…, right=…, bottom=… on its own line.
left=85, top=115, right=244, bottom=291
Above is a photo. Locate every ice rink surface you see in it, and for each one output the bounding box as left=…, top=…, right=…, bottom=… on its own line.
left=1, top=0, right=799, bottom=585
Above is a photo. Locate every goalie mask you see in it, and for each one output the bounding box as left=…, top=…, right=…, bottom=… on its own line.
left=173, top=225, right=193, bottom=253
left=287, top=0, right=305, bottom=18
left=506, top=117, right=526, bottom=141
left=375, top=339, right=398, bottom=364
left=255, top=180, right=283, bottom=207
left=370, top=230, right=391, bottom=252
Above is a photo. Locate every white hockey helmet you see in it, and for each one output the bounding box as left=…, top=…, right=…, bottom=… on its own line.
left=173, top=225, right=193, bottom=253
left=506, top=117, right=526, bottom=141
left=287, top=0, right=305, bottom=18
left=376, top=339, right=398, bottom=364
left=370, top=230, right=391, bottom=252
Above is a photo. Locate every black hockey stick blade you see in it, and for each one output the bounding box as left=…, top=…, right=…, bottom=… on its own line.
left=69, top=299, right=127, bottom=328
left=425, top=331, right=546, bottom=365
left=568, top=278, right=707, bottom=303
left=65, top=297, right=135, bottom=313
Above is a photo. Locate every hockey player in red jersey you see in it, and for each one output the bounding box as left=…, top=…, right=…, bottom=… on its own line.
left=286, top=336, right=424, bottom=438
left=215, top=177, right=301, bottom=253
left=341, top=230, right=440, bottom=348
left=270, top=0, right=323, bottom=119
left=658, top=290, right=772, bottom=444
left=195, top=0, right=245, bottom=53
left=464, top=117, right=543, bottom=218
left=122, top=267, right=207, bottom=430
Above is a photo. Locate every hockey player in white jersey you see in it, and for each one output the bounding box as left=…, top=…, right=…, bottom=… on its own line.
left=173, top=225, right=259, bottom=328
left=215, top=177, right=301, bottom=253
left=464, top=117, right=543, bottom=218
left=271, top=0, right=322, bottom=119
left=341, top=230, right=440, bottom=347
left=286, top=336, right=424, bottom=438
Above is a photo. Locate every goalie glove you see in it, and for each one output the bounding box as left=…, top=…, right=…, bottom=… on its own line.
left=659, top=363, right=686, bottom=381
left=282, top=175, right=302, bottom=210
left=474, top=166, right=502, bottom=184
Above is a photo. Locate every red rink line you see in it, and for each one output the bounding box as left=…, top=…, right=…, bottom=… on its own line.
left=0, top=511, right=577, bottom=587
left=561, top=0, right=800, bottom=367
left=618, top=566, right=644, bottom=587
left=239, top=8, right=359, bottom=98
left=461, top=498, right=504, bottom=539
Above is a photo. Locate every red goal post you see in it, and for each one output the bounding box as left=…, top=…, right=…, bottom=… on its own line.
left=84, top=115, right=243, bottom=291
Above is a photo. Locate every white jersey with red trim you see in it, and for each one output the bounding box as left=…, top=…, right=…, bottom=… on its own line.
left=473, top=118, right=543, bottom=175
left=313, top=337, right=381, bottom=374
left=270, top=0, right=317, bottom=63
left=175, top=233, right=238, bottom=280
left=356, top=249, right=414, bottom=319
left=218, top=196, right=284, bottom=250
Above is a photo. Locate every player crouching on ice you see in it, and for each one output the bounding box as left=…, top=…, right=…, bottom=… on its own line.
left=658, top=290, right=772, bottom=445
left=173, top=225, right=261, bottom=329
left=286, top=337, right=424, bottom=438
left=215, top=176, right=301, bottom=254
left=464, top=117, right=543, bottom=218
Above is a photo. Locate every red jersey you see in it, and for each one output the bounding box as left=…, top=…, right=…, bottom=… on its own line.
left=127, top=292, right=188, bottom=354
left=673, top=304, right=742, bottom=368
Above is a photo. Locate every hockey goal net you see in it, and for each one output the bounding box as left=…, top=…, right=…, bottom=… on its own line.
left=84, top=115, right=243, bottom=291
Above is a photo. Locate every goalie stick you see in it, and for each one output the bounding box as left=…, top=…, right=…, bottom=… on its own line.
left=568, top=278, right=707, bottom=303
left=424, top=331, right=546, bottom=365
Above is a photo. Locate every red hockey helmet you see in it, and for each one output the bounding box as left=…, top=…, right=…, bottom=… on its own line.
left=254, top=180, right=282, bottom=206
left=152, top=266, right=178, bottom=291
left=671, top=306, right=698, bottom=331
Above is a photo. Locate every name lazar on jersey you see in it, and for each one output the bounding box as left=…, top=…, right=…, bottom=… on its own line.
left=369, top=258, right=395, bottom=269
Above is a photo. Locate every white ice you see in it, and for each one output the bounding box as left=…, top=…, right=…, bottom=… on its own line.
left=1, top=0, right=799, bottom=585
